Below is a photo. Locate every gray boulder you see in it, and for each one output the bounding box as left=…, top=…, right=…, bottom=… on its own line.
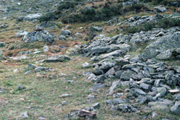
left=170, top=101, right=180, bottom=115
left=58, top=35, right=67, bottom=40
left=117, top=104, right=137, bottom=113
left=60, top=29, right=71, bottom=37
left=42, top=55, right=71, bottom=62
left=89, top=83, right=105, bottom=92
left=34, top=67, right=49, bottom=72
left=120, top=70, right=134, bottom=81
left=24, top=13, right=42, bottom=21
left=90, top=26, right=102, bottom=32
left=156, top=49, right=172, bottom=60
left=142, top=32, right=180, bottom=59
left=22, top=30, right=54, bottom=43
left=154, top=6, right=167, bottom=12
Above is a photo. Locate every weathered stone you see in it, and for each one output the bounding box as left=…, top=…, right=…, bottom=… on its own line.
left=117, top=104, right=136, bottom=113
left=138, top=78, right=153, bottom=84
left=113, top=98, right=126, bottom=105
left=91, top=75, right=106, bottom=83
left=154, top=6, right=167, bottom=12
left=89, top=83, right=105, bottom=92
left=156, top=49, right=172, bottom=60
left=34, top=67, right=49, bottom=72
left=174, top=93, right=180, bottom=101
left=120, top=70, right=134, bottom=81
left=140, top=83, right=151, bottom=91
left=60, top=29, right=71, bottom=37
left=170, top=101, right=180, bottom=115
left=122, top=64, right=137, bottom=70
left=60, top=94, right=72, bottom=98
left=109, top=80, right=120, bottom=94
left=115, top=70, right=123, bottom=78
left=105, top=67, right=115, bottom=76
left=58, top=35, right=67, bottom=40
left=92, top=103, right=100, bottom=109
left=24, top=70, right=33, bottom=75
left=131, top=88, right=146, bottom=97
left=42, top=55, right=71, bottom=62
left=153, top=87, right=167, bottom=100
left=13, top=56, right=27, bottom=61
left=82, top=62, right=91, bottom=68
left=22, top=30, right=54, bottom=43
left=99, top=50, right=126, bottom=59
left=15, top=31, right=28, bottom=38
left=90, top=26, right=102, bottom=32
left=24, top=13, right=42, bottom=21
left=142, top=32, right=180, bottom=59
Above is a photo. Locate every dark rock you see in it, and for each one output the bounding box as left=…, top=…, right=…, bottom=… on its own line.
left=91, top=75, right=106, bottom=83
left=120, top=70, right=134, bottom=81
left=92, top=103, right=100, bottom=109
left=60, top=29, right=71, bottom=37
left=0, top=42, right=5, bottom=47
left=117, top=104, right=136, bottom=113
left=140, top=83, right=151, bottom=92
left=131, top=88, right=146, bottom=97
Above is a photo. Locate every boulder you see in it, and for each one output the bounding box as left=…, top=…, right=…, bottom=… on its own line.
left=60, top=29, right=71, bottom=37
left=58, top=35, right=67, bottom=40
left=154, top=6, right=167, bottom=12
left=170, top=101, right=180, bottom=115
left=22, top=30, right=54, bottom=43
left=89, top=83, right=105, bottom=92
left=120, top=70, right=134, bottom=81
left=42, top=55, right=71, bottom=62
left=156, top=49, right=172, bottom=60
left=24, top=13, right=42, bottom=21
left=15, top=31, right=28, bottom=38
left=142, top=32, right=180, bottom=59
left=90, top=26, right=102, bottom=32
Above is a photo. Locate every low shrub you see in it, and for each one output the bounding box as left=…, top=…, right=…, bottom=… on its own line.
left=57, top=2, right=78, bottom=10
left=123, top=18, right=180, bottom=33
left=39, top=12, right=57, bottom=22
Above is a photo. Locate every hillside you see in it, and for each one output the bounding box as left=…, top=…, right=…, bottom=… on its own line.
left=0, top=0, right=180, bottom=119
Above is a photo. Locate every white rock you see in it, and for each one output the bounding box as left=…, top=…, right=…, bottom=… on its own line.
left=21, top=111, right=29, bottom=118
left=82, top=62, right=90, bottom=68
left=17, top=2, right=21, bottom=5
left=43, top=45, right=49, bottom=52
left=13, top=68, right=18, bottom=73
left=13, top=55, right=27, bottom=61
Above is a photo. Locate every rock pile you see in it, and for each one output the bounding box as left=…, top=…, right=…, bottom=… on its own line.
left=77, top=26, right=180, bottom=117
left=21, top=29, right=54, bottom=43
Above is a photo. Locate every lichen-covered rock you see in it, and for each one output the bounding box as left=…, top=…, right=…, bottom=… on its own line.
left=22, top=30, right=54, bottom=43
left=142, top=32, right=180, bottom=59
left=42, top=55, right=71, bottom=62
left=170, top=101, right=180, bottom=115
left=156, top=49, right=172, bottom=60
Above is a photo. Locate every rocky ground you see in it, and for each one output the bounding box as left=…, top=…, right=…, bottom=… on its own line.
left=0, top=0, right=180, bottom=119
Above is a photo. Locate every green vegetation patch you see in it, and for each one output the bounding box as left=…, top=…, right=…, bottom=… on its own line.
left=123, top=18, right=180, bottom=33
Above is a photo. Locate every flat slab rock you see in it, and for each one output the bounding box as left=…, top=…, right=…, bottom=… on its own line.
left=42, top=55, right=71, bottom=62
